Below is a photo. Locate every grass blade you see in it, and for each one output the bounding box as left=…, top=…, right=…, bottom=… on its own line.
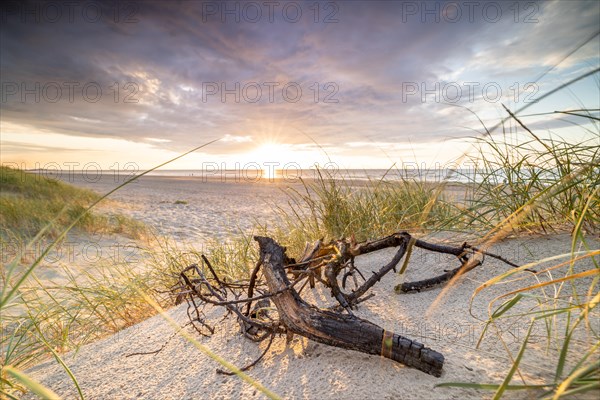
left=492, top=320, right=534, bottom=400
left=436, top=382, right=553, bottom=390
left=2, top=366, right=62, bottom=400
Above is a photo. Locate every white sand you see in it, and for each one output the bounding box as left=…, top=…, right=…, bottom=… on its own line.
left=27, top=233, right=599, bottom=399
left=53, top=174, right=299, bottom=245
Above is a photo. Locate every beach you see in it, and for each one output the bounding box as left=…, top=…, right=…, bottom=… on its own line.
left=47, top=171, right=472, bottom=246
left=26, top=232, right=599, bottom=399
left=17, top=168, right=599, bottom=398
left=50, top=172, right=298, bottom=245
left=6, top=171, right=597, bottom=399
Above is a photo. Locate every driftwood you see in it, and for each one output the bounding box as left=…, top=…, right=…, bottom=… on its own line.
left=256, top=235, right=444, bottom=376
left=174, top=231, right=521, bottom=377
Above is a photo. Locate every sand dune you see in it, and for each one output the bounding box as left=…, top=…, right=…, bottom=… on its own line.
left=27, top=233, right=599, bottom=399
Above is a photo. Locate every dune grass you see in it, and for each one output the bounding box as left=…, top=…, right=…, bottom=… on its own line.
left=264, top=168, right=463, bottom=262
left=1, top=140, right=229, bottom=399
left=0, top=168, right=154, bottom=399
left=461, top=131, right=599, bottom=233
left=0, top=166, right=147, bottom=241
left=434, top=112, right=598, bottom=397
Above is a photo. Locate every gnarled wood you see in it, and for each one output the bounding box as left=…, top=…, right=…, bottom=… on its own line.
left=172, top=231, right=521, bottom=377
left=255, top=236, right=445, bottom=377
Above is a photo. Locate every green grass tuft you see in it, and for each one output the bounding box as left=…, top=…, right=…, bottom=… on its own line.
left=0, top=166, right=147, bottom=241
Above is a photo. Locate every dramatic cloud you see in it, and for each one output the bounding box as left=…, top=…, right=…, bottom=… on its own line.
left=1, top=0, right=598, bottom=168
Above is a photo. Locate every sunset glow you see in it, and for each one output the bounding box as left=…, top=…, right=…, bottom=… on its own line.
left=0, top=1, right=598, bottom=170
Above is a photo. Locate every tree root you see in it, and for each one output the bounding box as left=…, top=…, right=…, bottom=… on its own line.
left=172, top=231, right=521, bottom=377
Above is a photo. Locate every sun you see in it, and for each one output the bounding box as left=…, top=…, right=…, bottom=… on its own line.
left=250, top=142, right=292, bottom=180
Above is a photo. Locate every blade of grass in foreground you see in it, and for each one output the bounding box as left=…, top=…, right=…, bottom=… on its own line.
left=1, top=366, right=62, bottom=400
left=436, top=320, right=535, bottom=398
left=494, top=319, right=535, bottom=400
left=571, top=186, right=598, bottom=255
left=471, top=251, right=597, bottom=299
left=435, top=382, right=553, bottom=391
left=29, top=315, right=85, bottom=400
left=553, top=360, right=600, bottom=399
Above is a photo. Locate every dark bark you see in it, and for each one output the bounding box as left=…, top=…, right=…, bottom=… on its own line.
left=173, top=231, right=521, bottom=377
left=255, top=236, right=444, bottom=377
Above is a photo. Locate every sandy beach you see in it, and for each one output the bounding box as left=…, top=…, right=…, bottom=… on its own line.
left=47, top=172, right=472, bottom=246
left=26, top=232, right=599, bottom=399
left=48, top=173, right=298, bottom=246
left=4, top=2, right=598, bottom=399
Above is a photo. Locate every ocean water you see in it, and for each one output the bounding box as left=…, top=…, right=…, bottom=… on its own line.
left=143, top=168, right=478, bottom=183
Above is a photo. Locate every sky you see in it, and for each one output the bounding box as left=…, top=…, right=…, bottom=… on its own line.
left=1, top=0, right=599, bottom=172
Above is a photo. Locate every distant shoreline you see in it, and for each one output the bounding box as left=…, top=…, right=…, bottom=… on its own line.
left=23, top=168, right=478, bottom=185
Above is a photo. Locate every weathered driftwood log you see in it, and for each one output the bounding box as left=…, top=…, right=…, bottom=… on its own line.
left=255, top=236, right=445, bottom=377
left=172, top=231, right=522, bottom=377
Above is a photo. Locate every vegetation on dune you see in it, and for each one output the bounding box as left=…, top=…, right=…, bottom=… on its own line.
left=273, top=170, right=457, bottom=249
left=0, top=166, right=147, bottom=241
left=1, top=140, right=222, bottom=399
left=0, top=166, right=154, bottom=398
left=266, top=132, right=598, bottom=263
left=462, top=132, right=599, bottom=233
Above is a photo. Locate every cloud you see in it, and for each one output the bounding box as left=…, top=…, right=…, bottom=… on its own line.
left=1, top=0, right=598, bottom=165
